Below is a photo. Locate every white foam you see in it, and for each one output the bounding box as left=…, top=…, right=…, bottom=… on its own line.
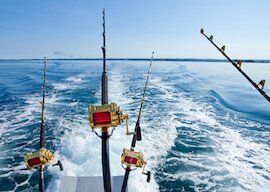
left=46, top=66, right=172, bottom=192
left=66, top=74, right=86, bottom=84
left=4, top=62, right=268, bottom=191
left=51, top=73, right=87, bottom=92
left=51, top=83, right=75, bottom=91
left=149, top=77, right=270, bottom=191
left=0, top=87, right=66, bottom=191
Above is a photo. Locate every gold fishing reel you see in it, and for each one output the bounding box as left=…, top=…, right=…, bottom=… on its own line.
left=25, top=148, right=63, bottom=171
left=88, top=103, right=129, bottom=131
left=121, top=149, right=151, bottom=182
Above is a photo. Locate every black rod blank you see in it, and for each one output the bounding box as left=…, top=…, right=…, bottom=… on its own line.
left=101, top=9, right=112, bottom=192
left=40, top=58, right=46, bottom=148
left=39, top=57, right=47, bottom=192
left=102, top=9, right=108, bottom=105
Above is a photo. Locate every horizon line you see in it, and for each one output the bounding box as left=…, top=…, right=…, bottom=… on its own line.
left=1, top=58, right=270, bottom=63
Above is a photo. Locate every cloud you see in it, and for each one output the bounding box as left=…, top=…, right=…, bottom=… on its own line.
left=52, top=51, right=73, bottom=58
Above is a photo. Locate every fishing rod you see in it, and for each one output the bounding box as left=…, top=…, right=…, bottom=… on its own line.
left=24, top=57, right=63, bottom=192
left=88, top=9, right=126, bottom=192
left=100, top=9, right=111, bottom=192
left=88, top=10, right=152, bottom=192
left=121, top=51, right=154, bottom=192
left=201, top=29, right=270, bottom=103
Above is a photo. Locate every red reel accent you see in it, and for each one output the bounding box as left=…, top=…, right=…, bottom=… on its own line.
left=124, top=156, right=137, bottom=165
left=28, top=157, right=41, bottom=166
left=93, top=112, right=111, bottom=126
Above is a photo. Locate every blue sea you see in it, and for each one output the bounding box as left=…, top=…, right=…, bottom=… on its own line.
left=0, top=59, right=270, bottom=192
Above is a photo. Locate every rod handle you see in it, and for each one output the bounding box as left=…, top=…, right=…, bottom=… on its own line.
left=136, top=125, right=142, bottom=141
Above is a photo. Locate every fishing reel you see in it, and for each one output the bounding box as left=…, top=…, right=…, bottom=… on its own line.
left=121, top=149, right=151, bottom=182
left=25, top=148, right=63, bottom=171
left=88, top=103, right=129, bottom=131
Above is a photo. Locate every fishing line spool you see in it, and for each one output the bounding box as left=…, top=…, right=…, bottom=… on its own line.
left=25, top=148, right=63, bottom=171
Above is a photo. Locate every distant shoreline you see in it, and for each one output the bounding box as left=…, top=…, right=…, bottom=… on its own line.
left=1, top=58, right=270, bottom=63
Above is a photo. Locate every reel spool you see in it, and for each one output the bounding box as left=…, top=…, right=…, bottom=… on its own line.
left=25, top=148, right=63, bottom=171
left=88, top=103, right=128, bottom=129
left=121, top=149, right=151, bottom=182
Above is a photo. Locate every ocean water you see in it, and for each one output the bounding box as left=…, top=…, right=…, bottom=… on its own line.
left=0, top=59, right=270, bottom=192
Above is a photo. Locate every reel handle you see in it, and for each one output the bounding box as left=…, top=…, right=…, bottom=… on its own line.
left=144, top=171, right=151, bottom=182
left=53, top=160, right=64, bottom=171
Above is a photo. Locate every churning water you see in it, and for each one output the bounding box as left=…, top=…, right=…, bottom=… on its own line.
left=0, top=60, right=270, bottom=191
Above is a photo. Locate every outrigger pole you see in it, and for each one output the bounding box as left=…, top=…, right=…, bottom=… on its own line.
left=101, top=9, right=112, bottom=192
left=24, top=57, right=63, bottom=192
left=121, top=52, right=154, bottom=192
left=201, top=29, right=270, bottom=103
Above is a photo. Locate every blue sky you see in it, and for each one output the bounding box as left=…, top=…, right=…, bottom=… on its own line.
left=1, top=0, right=270, bottom=59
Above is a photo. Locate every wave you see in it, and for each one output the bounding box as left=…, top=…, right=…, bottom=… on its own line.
left=1, top=60, right=270, bottom=192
